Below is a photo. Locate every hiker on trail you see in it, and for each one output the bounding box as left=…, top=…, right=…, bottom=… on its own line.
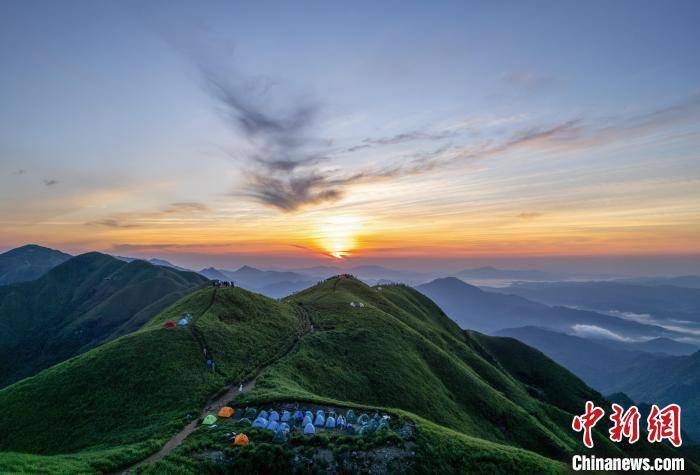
left=239, top=383, right=243, bottom=392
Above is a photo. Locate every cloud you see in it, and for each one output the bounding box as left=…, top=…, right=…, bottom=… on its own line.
left=346, top=129, right=458, bottom=152
left=516, top=212, right=542, bottom=220
left=88, top=201, right=210, bottom=228
left=43, top=179, right=58, bottom=186
left=12, top=169, right=26, bottom=175
left=89, top=218, right=142, bottom=229
left=571, top=324, right=633, bottom=342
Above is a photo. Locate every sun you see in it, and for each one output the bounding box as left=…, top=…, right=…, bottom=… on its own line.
left=315, top=216, right=362, bottom=260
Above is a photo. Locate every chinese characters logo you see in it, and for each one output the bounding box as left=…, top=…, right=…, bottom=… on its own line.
left=572, top=401, right=681, bottom=448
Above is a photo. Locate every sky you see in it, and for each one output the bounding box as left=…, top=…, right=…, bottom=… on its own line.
left=1, top=0, right=699, bottom=274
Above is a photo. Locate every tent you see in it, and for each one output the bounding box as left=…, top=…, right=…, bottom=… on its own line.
left=234, top=433, right=249, bottom=446
left=273, top=430, right=287, bottom=444
left=239, top=418, right=252, bottom=426
left=233, top=409, right=244, bottom=420
left=202, top=415, right=217, bottom=425
left=328, top=411, right=337, bottom=420
left=316, top=409, right=325, bottom=418
left=346, top=410, right=357, bottom=424
left=244, top=408, right=258, bottom=419
left=302, top=415, right=312, bottom=427
left=305, top=410, right=313, bottom=419
left=324, top=416, right=336, bottom=429
left=281, top=411, right=291, bottom=422
left=294, top=410, right=304, bottom=422
left=164, top=321, right=177, bottom=328
left=279, top=422, right=291, bottom=433
left=304, top=423, right=316, bottom=435
left=252, top=417, right=268, bottom=429
left=259, top=410, right=269, bottom=420
left=177, top=317, right=189, bottom=326
left=377, top=419, right=390, bottom=431
left=218, top=406, right=234, bottom=418
left=266, top=420, right=279, bottom=432
left=336, top=416, right=346, bottom=428
left=357, top=413, right=369, bottom=425
left=269, top=411, right=280, bottom=422
left=314, top=413, right=325, bottom=427
left=344, top=425, right=356, bottom=435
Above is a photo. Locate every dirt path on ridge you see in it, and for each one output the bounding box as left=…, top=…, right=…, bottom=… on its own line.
left=115, top=301, right=312, bottom=473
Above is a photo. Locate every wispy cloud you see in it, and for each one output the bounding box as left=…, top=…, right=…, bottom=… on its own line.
left=346, top=129, right=458, bottom=152
left=571, top=324, right=633, bottom=342
left=516, top=212, right=542, bottom=220
left=12, top=169, right=26, bottom=175
left=88, top=201, right=210, bottom=228
left=43, top=179, right=58, bottom=186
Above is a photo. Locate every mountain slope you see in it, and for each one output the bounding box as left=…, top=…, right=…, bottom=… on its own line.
left=0, top=277, right=687, bottom=473
left=417, top=277, right=682, bottom=339
left=0, top=252, right=208, bottom=387
left=0, top=244, right=71, bottom=285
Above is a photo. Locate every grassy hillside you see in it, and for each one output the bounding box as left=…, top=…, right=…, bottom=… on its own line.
left=0, top=252, right=209, bottom=387
left=0, top=244, right=71, bottom=285
left=0, top=277, right=692, bottom=473
left=0, top=285, right=300, bottom=470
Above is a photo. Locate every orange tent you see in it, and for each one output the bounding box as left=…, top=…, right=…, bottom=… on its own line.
left=218, top=406, right=234, bottom=418
left=234, top=433, right=249, bottom=445
left=163, top=321, right=176, bottom=328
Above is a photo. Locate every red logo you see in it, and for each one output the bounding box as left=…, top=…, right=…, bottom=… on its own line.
left=572, top=401, right=605, bottom=448
left=647, top=404, right=682, bottom=447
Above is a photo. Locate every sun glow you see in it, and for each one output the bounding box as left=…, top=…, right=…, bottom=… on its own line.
left=315, top=216, right=363, bottom=259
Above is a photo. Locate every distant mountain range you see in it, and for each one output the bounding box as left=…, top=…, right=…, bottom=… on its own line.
left=454, top=266, right=559, bottom=281
left=495, top=325, right=700, bottom=440
left=488, top=280, right=700, bottom=327
left=0, top=252, right=207, bottom=387
left=416, top=277, right=684, bottom=340
left=0, top=244, right=71, bottom=285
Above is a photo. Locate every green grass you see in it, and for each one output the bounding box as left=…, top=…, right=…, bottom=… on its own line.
left=0, top=276, right=694, bottom=473
left=0, top=285, right=300, bottom=469
left=0, top=252, right=208, bottom=387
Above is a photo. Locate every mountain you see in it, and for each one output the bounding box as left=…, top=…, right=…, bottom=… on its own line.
left=601, top=350, right=700, bottom=441
left=0, top=276, right=683, bottom=473
left=618, top=275, right=700, bottom=289
left=416, top=277, right=680, bottom=340
left=0, top=252, right=208, bottom=387
left=491, top=280, right=700, bottom=325
left=455, top=266, right=558, bottom=281
left=494, top=326, right=663, bottom=392
left=198, top=265, right=315, bottom=298
left=198, top=266, right=230, bottom=281
left=596, top=336, right=698, bottom=356
left=0, top=244, right=71, bottom=285
left=148, top=258, right=191, bottom=272
left=496, top=326, right=700, bottom=441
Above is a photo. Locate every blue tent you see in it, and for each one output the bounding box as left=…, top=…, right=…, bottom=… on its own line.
left=357, top=413, right=369, bottom=425
left=279, top=422, right=291, bottom=433
left=314, top=413, right=325, bottom=427
left=316, top=409, right=325, bottom=418
left=336, top=415, right=346, bottom=428
left=273, top=430, right=287, bottom=444
left=252, top=417, right=267, bottom=429
left=324, top=416, right=336, bottom=429
left=294, top=410, right=304, bottom=421
left=304, top=423, right=316, bottom=435
left=346, top=410, right=357, bottom=424
left=269, top=411, right=280, bottom=422
left=259, top=410, right=269, bottom=420
left=177, top=318, right=189, bottom=326
left=281, top=411, right=291, bottom=422
left=302, top=415, right=313, bottom=427
left=305, top=411, right=313, bottom=419
left=267, top=420, right=279, bottom=432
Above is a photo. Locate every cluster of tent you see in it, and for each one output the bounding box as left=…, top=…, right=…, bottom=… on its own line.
left=202, top=405, right=392, bottom=445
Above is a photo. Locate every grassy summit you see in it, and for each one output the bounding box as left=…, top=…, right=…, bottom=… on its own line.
left=0, top=276, right=691, bottom=473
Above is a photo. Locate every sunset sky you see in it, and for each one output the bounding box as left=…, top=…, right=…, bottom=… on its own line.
left=1, top=1, right=699, bottom=273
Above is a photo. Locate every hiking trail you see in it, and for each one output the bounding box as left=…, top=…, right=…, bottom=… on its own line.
left=116, top=296, right=312, bottom=473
